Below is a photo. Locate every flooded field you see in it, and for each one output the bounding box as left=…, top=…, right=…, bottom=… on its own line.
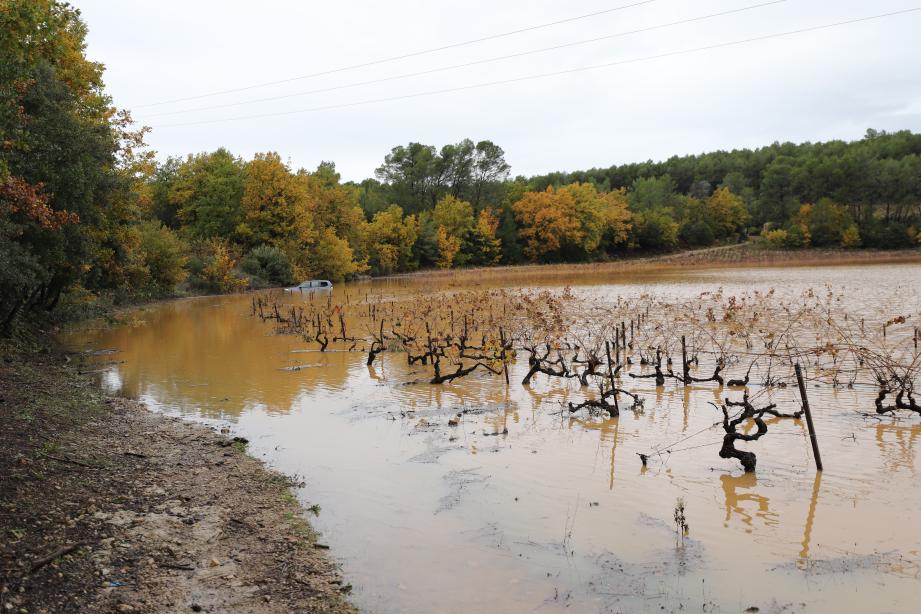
left=65, top=263, right=921, bottom=613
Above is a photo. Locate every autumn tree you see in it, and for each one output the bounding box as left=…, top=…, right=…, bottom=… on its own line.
left=707, top=187, right=750, bottom=239
left=435, top=225, right=461, bottom=269
left=566, top=183, right=631, bottom=254
left=366, top=205, right=417, bottom=275
left=513, top=183, right=630, bottom=261
left=311, top=227, right=360, bottom=281
left=513, top=187, right=581, bottom=261
left=190, top=238, right=247, bottom=293
left=169, top=149, right=244, bottom=239
left=468, top=209, right=502, bottom=266
left=433, top=194, right=475, bottom=267
left=0, top=0, right=130, bottom=327
left=237, top=152, right=306, bottom=248
left=303, top=162, right=367, bottom=255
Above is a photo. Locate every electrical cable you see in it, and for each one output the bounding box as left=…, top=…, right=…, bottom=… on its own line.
left=143, top=0, right=786, bottom=118
left=134, top=0, right=658, bottom=108
left=152, top=7, right=920, bottom=129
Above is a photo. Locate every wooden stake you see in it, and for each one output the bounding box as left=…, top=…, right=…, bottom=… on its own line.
left=499, top=327, right=510, bottom=386
left=795, top=363, right=823, bottom=472
left=681, top=335, right=689, bottom=384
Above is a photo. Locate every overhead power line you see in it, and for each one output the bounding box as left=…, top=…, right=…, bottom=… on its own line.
left=134, top=0, right=657, bottom=109
left=143, top=0, right=787, bottom=119
left=153, top=7, right=921, bottom=129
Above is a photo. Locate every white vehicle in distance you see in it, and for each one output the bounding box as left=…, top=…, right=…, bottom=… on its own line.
left=285, top=279, right=333, bottom=293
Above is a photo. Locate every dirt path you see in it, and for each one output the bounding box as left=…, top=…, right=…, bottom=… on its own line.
left=0, top=343, right=356, bottom=613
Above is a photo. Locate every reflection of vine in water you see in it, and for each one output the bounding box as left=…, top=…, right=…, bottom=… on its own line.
left=874, top=420, right=921, bottom=473
left=720, top=473, right=777, bottom=532
left=481, top=398, right=520, bottom=436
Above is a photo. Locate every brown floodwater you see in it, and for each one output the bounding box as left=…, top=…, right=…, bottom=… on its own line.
left=65, top=262, right=921, bottom=613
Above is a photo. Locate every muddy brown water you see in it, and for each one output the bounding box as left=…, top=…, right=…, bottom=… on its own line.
left=66, top=263, right=921, bottom=613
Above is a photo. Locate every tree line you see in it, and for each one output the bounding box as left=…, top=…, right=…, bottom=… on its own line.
left=3, top=1, right=920, bottom=334
left=527, top=128, right=921, bottom=250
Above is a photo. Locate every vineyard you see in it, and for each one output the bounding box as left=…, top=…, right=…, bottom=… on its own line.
left=253, top=284, right=921, bottom=473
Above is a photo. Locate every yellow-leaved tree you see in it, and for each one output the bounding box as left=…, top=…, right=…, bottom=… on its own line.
left=302, top=162, right=369, bottom=271
left=237, top=152, right=310, bottom=249
left=706, top=187, right=749, bottom=238
left=436, top=225, right=461, bottom=269
left=567, top=183, right=631, bottom=253
left=469, top=209, right=502, bottom=265
left=366, top=205, right=418, bottom=275
left=311, top=227, right=359, bottom=281
left=512, top=187, right=581, bottom=261
left=433, top=195, right=475, bottom=266
left=841, top=224, right=862, bottom=248
left=513, top=183, right=630, bottom=261
left=199, top=238, right=247, bottom=293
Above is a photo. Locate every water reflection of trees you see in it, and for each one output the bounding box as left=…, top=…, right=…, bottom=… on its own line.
left=70, top=296, right=361, bottom=417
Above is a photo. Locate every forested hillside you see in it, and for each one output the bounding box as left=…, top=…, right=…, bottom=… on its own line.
left=3, top=1, right=920, bottom=335
left=527, top=129, right=921, bottom=250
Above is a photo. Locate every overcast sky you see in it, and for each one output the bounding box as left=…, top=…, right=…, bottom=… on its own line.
left=75, top=0, right=921, bottom=181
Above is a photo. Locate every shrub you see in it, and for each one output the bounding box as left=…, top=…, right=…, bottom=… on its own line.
left=841, top=224, right=862, bottom=248
left=137, top=221, right=187, bottom=294
left=187, top=239, right=247, bottom=293
left=762, top=228, right=787, bottom=248
left=240, top=245, right=294, bottom=287
left=632, top=209, right=679, bottom=250
left=680, top=219, right=715, bottom=247
left=783, top=223, right=811, bottom=247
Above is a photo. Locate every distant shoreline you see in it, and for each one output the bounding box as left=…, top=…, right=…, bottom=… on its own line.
left=372, top=243, right=921, bottom=283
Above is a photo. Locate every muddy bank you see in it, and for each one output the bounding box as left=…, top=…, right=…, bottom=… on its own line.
left=0, top=342, right=355, bottom=613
